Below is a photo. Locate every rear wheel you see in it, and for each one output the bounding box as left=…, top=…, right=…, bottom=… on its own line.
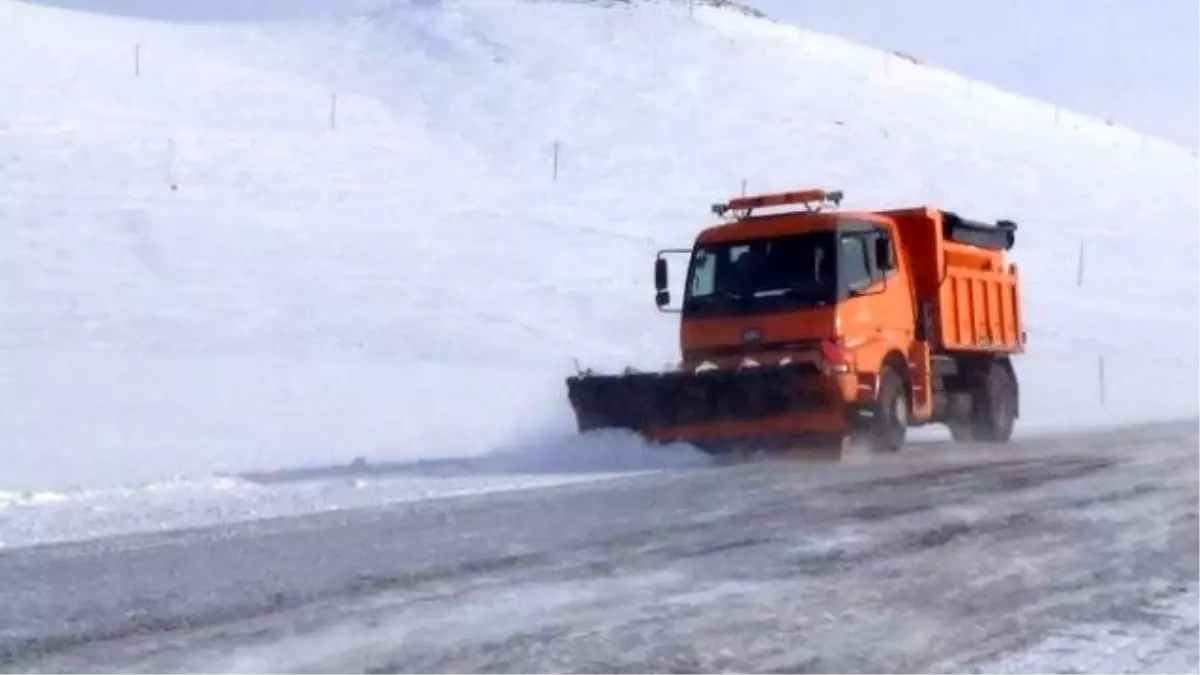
left=870, top=366, right=908, bottom=452
left=971, top=360, right=1017, bottom=442
left=948, top=424, right=974, bottom=443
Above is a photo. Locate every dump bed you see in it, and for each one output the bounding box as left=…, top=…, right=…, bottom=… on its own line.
left=887, top=208, right=1024, bottom=354
left=937, top=239, right=1023, bottom=352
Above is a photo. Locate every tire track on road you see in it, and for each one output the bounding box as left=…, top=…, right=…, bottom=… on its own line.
left=7, top=422, right=1200, bottom=667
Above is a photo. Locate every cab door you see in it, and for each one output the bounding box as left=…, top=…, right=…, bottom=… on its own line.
left=835, top=220, right=917, bottom=391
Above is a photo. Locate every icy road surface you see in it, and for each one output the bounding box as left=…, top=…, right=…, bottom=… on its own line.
left=1, top=420, right=1196, bottom=674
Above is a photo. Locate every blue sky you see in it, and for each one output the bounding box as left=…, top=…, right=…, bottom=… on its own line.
left=744, top=0, right=1199, bottom=148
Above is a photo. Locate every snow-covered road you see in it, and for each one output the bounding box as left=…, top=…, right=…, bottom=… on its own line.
left=2, top=420, right=1196, bottom=673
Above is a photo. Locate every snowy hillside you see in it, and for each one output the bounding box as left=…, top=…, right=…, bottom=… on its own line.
left=2, top=0, right=1197, bottom=498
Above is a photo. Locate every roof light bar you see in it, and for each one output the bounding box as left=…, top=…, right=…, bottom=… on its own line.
left=712, top=188, right=844, bottom=217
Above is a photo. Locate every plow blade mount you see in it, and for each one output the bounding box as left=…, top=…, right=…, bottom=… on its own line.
left=565, top=364, right=839, bottom=451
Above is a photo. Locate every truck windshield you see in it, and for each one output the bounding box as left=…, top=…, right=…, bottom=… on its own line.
left=683, top=231, right=838, bottom=317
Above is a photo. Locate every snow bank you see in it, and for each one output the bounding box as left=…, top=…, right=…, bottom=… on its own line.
left=0, top=450, right=705, bottom=551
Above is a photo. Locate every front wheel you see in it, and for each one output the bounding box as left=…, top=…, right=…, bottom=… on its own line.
left=870, top=366, right=908, bottom=452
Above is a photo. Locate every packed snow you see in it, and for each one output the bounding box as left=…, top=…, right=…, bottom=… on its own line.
left=1, top=0, right=1197, bottom=545
left=0, top=429, right=712, bottom=550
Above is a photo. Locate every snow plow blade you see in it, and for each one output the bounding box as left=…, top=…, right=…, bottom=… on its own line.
left=565, top=364, right=851, bottom=453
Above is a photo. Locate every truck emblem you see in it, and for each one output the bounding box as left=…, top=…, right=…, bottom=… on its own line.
left=741, top=328, right=763, bottom=344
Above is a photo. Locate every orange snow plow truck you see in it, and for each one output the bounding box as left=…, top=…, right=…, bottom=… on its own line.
left=565, top=188, right=1025, bottom=453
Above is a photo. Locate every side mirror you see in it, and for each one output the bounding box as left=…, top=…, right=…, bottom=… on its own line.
left=653, top=247, right=691, bottom=313
left=875, top=236, right=894, bottom=272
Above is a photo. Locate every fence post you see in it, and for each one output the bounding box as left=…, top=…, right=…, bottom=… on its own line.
left=740, top=178, right=747, bottom=196
left=1076, top=241, right=1085, bottom=287
left=163, top=136, right=177, bottom=191
left=552, top=141, right=560, bottom=181
left=1097, top=355, right=1106, bottom=406
left=135, top=44, right=140, bottom=77
left=329, top=94, right=338, bottom=130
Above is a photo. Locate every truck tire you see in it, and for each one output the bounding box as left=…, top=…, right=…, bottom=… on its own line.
left=948, top=424, right=974, bottom=443
left=870, top=366, right=908, bottom=452
left=970, top=360, right=1017, bottom=442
